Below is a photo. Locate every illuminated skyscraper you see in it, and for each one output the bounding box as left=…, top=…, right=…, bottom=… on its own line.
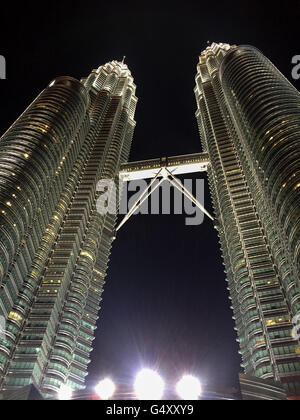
left=194, top=43, right=300, bottom=397
left=1, top=43, right=300, bottom=400
left=0, top=61, right=137, bottom=396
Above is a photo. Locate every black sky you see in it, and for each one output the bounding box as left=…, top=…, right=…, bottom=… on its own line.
left=1, top=0, right=300, bottom=396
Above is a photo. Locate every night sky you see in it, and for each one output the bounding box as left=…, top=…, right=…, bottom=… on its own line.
left=1, top=0, right=300, bottom=397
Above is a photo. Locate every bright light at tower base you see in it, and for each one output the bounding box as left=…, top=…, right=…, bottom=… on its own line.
left=57, top=384, right=73, bottom=400
left=134, top=368, right=165, bottom=400
left=95, top=378, right=116, bottom=400
left=176, top=375, right=202, bottom=400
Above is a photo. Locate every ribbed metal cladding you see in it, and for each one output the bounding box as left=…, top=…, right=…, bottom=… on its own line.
left=0, top=76, right=89, bottom=315
left=220, top=46, right=300, bottom=282
left=0, top=61, right=137, bottom=397
left=195, top=43, right=300, bottom=398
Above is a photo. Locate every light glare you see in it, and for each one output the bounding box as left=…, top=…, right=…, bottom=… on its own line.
left=134, top=368, right=164, bottom=400
left=176, top=375, right=202, bottom=400
left=95, top=378, right=116, bottom=400
left=57, top=384, right=73, bottom=400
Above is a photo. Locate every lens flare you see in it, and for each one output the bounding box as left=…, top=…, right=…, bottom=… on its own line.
left=176, top=375, right=202, bottom=400
left=57, top=384, right=73, bottom=400
left=95, top=378, right=116, bottom=400
left=134, top=368, right=164, bottom=400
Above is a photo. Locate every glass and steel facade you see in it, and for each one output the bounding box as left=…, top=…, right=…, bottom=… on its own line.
left=0, top=61, right=137, bottom=396
left=194, top=43, right=300, bottom=397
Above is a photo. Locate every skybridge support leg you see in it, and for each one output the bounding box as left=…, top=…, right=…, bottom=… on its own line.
left=166, top=169, right=215, bottom=222
left=116, top=170, right=164, bottom=232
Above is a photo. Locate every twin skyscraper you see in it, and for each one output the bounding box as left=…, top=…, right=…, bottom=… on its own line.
left=0, top=43, right=299, bottom=398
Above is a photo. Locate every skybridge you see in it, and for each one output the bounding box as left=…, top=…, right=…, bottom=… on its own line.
left=117, top=152, right=214, bottom=232
left=119, top=152, right=210, bottom=181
